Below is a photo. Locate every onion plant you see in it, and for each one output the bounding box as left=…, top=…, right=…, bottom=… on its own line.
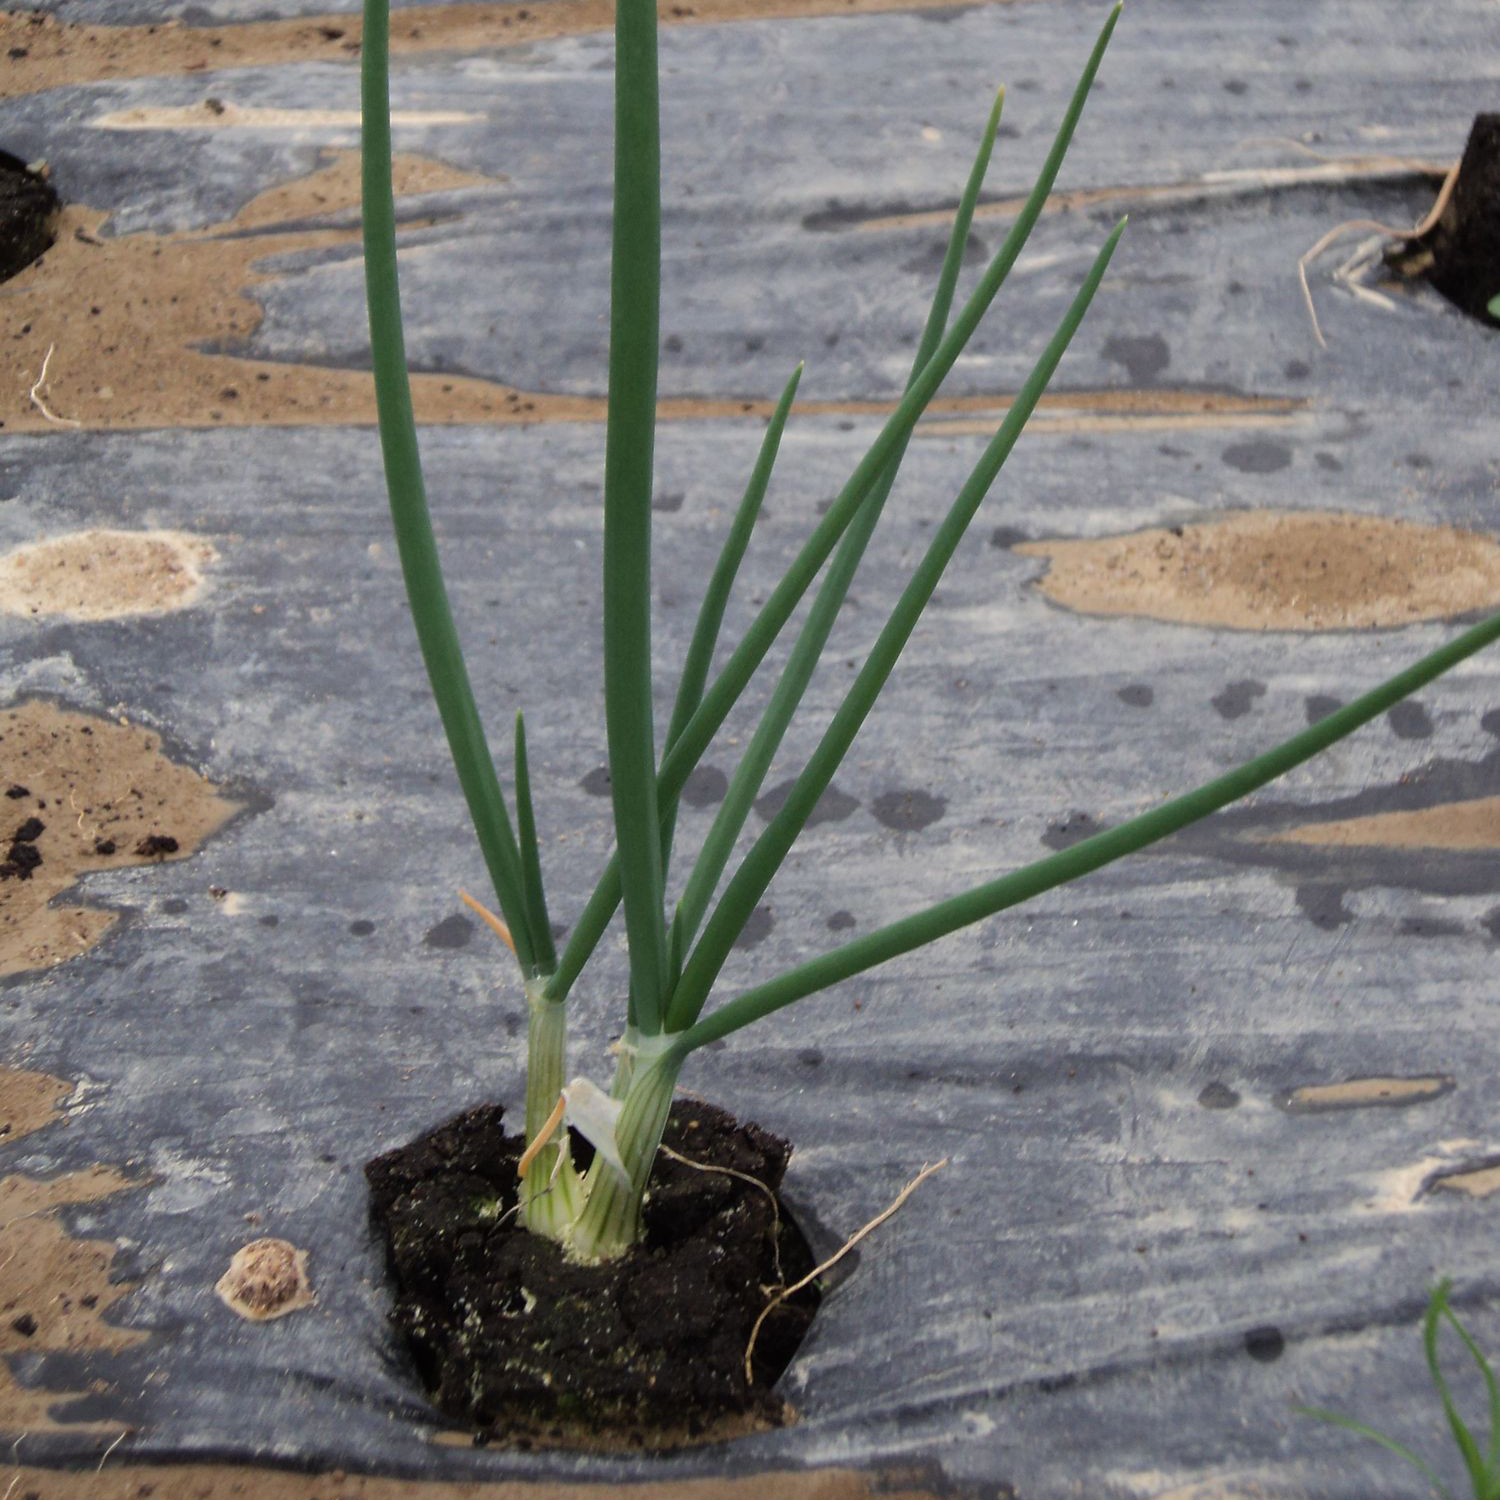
left=361, top=0, right=1500, bottom=1264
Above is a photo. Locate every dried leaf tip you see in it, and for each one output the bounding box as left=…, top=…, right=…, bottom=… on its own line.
left=459, top=888, right=516, bottom=954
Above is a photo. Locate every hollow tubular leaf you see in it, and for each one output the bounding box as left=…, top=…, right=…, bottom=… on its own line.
left=360, top=0, right=539, bottom=974
left=659, top=362, right=804, bottom=885
left=669, top=89, right=1008, bottom=962
left=546, top=8, right=1118, bottom=1005
left=675, top=605, right=1500, bottom=1052
left=601, top=0, right=669, bottom=1031
left=669, top=220, right=1126, bottom=1030
left=514, top=713, right=555, bottom=973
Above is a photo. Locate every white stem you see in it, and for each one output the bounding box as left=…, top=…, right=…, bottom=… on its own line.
left=520, top=977, right=581, bottom=1236
left=565, top=1035, right=682, bottom=1262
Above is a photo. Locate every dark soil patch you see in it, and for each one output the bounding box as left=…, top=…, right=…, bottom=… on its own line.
left=1388, top=113, right=1500, bottom=327
left=365, top=1097, right=820, bottom=1449
left=0, top=147, right=57, bottom=283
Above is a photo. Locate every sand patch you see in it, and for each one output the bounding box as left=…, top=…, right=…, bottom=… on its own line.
left=1, top=1462, right=945, bottom=1499
left=1433, top=1163, right=1500, bottom=1200
left=0, top=150, right=1304, bottom=436
left=1282, top=1076, right=1453, bottom=1112
left=1271, top=795, right=1500, bottom=851
left=93, top=103, right=481, bottom=130
left=0, top=529, right=216, bottom=621
left=1016, top=511, right=1500, bottom=631
left=0, top=699, right=238, bottom=977
left=0, top=1138, right=144, bottom=1432
left=1, top=0, right=1032, bottom=101
left=0, top=1065, right=71, bottom=1143
left=859, top=159, right=1451, bottom=235
left=916, top=404, right=1300, bottom=439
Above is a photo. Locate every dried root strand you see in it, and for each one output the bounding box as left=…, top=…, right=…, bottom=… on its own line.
left=742, top=1156, right=949, bottom=1383
left=28, top=343, right=82, bottom=428
left=1298, top=155, right=1461, bottom=348
left=658, top=1142, right=785, bottom=1283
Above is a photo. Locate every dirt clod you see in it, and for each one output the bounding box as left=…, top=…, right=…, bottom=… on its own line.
left=0, top=146, right=57, bottom=283
left=1388, top=113, right=1500, bottom=327
left=215, top=1238, right=316, bottom=1321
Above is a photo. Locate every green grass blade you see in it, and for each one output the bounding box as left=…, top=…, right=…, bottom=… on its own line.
left=1427, top=1282, right=1491, bottom=1493
left=666, top=89, right=1008, bottom=993
left=1296, top=1407, right=1453, bottom=1500
left=659, top=362, right=803, bottom=880
left=514, top=713, right=556, bottom=973
left=360, top=0, right=538, bottom=974
left=670, top=221, right=1125, bottom=1029
left=1438, top=1293, right=1500, bottom=1474
left=674, top=604, right=1500, bottom=1051
left=547, top=7, right=1118, bottom=1006
left=601, top=0, right=669, bottom=1032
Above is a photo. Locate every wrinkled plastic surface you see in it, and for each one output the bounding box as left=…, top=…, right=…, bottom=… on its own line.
left=3, top=1, right=1500, bottom=1495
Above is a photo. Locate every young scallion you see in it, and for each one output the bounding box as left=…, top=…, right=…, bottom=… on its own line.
left=361, top=0, right=1500, bottom=1265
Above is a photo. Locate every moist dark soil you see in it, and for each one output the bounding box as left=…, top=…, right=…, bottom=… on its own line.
left=365, top=1097, right=821, bottom=1450
left=0, top=147, right=57, bottom=283
left=1387, top=113, right=1500, bottom=327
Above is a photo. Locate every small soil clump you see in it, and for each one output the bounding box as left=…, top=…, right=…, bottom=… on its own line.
left=0, top=147, right=56, bottom=283
left=366, top=1098, right=820, bottom=1449
left=1388, top=113, right=1500, bottom=327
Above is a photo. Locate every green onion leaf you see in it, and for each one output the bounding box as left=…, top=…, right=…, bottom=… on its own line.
left=1426, top=1281, right=1490, bottom=1493
left=667, top=87, right=1009, bottom=992
left=546, top=7, right=1119, bottom=1009
left=670, top=220, right=1126, bottom=1030
left=514, top=712, right=555, bottom=973
left=659, top=362, right=804, bottom=884
left=601, top=0, right=669, bottom=1031
left=361, top=0, right=539, bottom=974
left=676, top=604, right=1500, bottom=1051
left=1296, top=1406, right=1454, bottom=1500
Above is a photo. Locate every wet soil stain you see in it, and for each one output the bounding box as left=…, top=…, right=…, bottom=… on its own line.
left=1211, top=680, right=1266, bottom=720
left=1101, top=333, right=1169, bottom=384
left=680, top=765, right=729, bottom=808
left=1221, top=438, right=1292, bottom=474
left=871, top=788, right=946, bottom=832
left=1387, top=699, right=1434, bottom=740
left=732, top=905, right=775, bottom=951
left=754, top=779, right=859, bottom=826
left=423, top=914, right=473, bottom=950
left=1042, top=810, right=1102, bottom=852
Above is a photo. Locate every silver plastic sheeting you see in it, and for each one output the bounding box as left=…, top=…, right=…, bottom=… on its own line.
left=2, top=1, right=1499, bottom=1495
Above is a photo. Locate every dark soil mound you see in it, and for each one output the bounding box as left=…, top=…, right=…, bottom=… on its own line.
left=0, top=148, right=58, bottom=283
left=366, top=1096, right=820, bottom=1449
